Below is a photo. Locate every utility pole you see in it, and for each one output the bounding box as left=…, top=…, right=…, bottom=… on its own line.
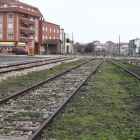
left=119, top=35, right=120, bottom=55
left=72, top=32, right=75, bottom=57
left=64, top=33, right=65, bottom=55
left=72, top=32, right=73, bottom=53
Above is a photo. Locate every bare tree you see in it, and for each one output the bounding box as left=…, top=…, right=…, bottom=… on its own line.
left=84, top=43, right=95, bottom=53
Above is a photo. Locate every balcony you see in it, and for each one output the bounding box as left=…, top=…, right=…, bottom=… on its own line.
left=20, top=37, right=28, bottom=42
left=20, top=27, right=35, bottom=34
left=20, top=18, right=35, bottom=25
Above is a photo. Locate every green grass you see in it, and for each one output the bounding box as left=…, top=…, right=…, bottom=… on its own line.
left=13, top=112, right=41, bottom=118
left=110, top=59, right=136, bottom=68
left=46, top=61, right=140, bottom=140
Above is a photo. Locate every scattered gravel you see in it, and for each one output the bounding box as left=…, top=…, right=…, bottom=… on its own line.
left=0, top=58, right=80, bottom=83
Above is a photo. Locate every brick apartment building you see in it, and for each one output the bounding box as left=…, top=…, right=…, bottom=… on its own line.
left=0, top=0, right=61, bottom=54
left=40, top=19, right=61, bottom=54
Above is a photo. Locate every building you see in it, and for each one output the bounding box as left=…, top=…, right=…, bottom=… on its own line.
left=105, top=41, right=116, bottom=52
left=65, top=33, right=73, bottom=53
left=134, top=38, right=140, bottom=54
left=60, top=28, right=73, bottom=54
left=39, top=19, right=61, bottom=54
left=95, top=46, right=105, bottom=51
left=0, top=0, right=43, bottom=54
left=0, top=0, right=61, bottom=54
left=120, top=45, right=129, bottom=55
left=128, top=38, right=140, bottom=55
left=93, top=40, right=101, bottom=46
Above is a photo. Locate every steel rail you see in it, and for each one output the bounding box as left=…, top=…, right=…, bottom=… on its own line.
left=113, top=58, right=140, bottom=68
left=0, top=57, right=75, bottom=74
left=28, top=60, right=104, bottom=140
left=0, top=58, right=95, bottom=105
left=106, top=59, right=140, bottom=80
left=0, top=57, right=68, bottom=69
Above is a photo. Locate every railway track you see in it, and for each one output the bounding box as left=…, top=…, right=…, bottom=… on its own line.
left=43, top=59, right=140, bottom=140
left=0, top=57, right=68, bottom=69
left=0, top=58, right=103, bottom=140
left=0, top=57, right=74, bottom=75
left=108, top=58, right=140, bottom=78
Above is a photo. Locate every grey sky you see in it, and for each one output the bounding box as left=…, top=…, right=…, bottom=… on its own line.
left=21, top=0, right=140, bottom=44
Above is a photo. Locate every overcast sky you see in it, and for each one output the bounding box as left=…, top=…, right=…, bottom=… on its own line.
left=21, top=0, right=140, bottom=44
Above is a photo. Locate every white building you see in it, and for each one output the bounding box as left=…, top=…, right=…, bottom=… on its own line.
left=134, top=38, right=140, bottom=53
left=60, top=28, right=73, bottom=54
left=95, top=46, right=105, bottom=51
left=120, top=45, right=129, bottom=55
left=65, top=33, right=73, bottom=53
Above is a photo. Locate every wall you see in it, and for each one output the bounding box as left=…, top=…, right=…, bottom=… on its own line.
left=40, top=20, right=60, bottom=43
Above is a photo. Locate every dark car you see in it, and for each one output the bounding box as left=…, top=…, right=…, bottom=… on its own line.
left=12, top=47, right=28, bottom=55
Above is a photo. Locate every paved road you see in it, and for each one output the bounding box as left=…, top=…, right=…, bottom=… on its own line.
left=0, top=55, right=51, bottom=65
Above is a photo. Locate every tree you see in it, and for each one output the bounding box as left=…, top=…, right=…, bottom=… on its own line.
left=84, top=43, right=95, bottom=53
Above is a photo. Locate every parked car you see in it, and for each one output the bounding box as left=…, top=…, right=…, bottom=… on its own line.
left=12, top=47, right=28, bottom=55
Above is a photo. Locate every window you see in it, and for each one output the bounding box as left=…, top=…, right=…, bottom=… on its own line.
left=30, top=17, right=33, bottom=21
left=50, top=28, right=52, bottom=32
left=8, top=13, right=13, bottom=18
left=36, top=18, right=38, bottom=23
left=30, top=35, right=33, bottom=38
left=57, top=29, right=59, bottom=33
left=43, top=27, right=44, bottom=31
left=54, top=29, right=55, bottom=32
left=36, top=35, right=38, bottom=40
left=50, top=36, right=51, bottom=39
left=46, top=27, right=47, bottom=31
left=43, top=35, right=44, bottom=39
left=20, top=6, right=23, bottom=8
left=30, top=26, right=33, bottom=30
left=54, top=37, right=55, bottom=39
left=46, top=36, right=47, bottom=39
left=3, top=4, right=7, bottom=8
left=22, top=14, right=25, bottom=18
left=8, top=33, right=13, bottom=38
left=66, top=38, right=70, bottom=43
left=22, top=34, right=25, bottom=37
left=8, top=23, right=13, bottom=28
left=36, top=27, right=38, bottom=31
left=28, top=8, right=30, bottom=10
left=0, top=23, right=2, bottom=28
left=0, top=14, right=2, bottom=19
left=11, top=5, right=17, bottom=7
left=0, top=33, right=2, bottom=38
left=22, top=24, right=25, bottom=27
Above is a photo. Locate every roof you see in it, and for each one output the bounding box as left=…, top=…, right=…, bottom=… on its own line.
left=42, top=39, right=62, bottom=44
left=105, top=41, right=116, bottom=44
left=93, top=41, right=100, bottom=44
left=0, top=0, right=43, bottom=17
left=40, top=20, right=60, bottom=26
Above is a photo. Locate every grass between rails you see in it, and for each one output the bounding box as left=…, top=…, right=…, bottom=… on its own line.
left=0, top=58, right=90, bottom=99
left=110, top=59, right=140, bottom=77
left=45, top=61, right=140, bottom=140
left=109, top=59, right=135, bottom=68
